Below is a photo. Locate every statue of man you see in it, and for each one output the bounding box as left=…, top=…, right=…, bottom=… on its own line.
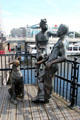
left=33, top=24, right=69, bottom=103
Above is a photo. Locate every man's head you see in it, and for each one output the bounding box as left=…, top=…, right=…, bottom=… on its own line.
left=40, top=19, right=48, bottom=32
left=57, top=24, right=69, bottom=37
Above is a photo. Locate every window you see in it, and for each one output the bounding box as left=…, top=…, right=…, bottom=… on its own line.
left=68, top=47, right=72, bottom=51
left=73, top=47, right=78, bottom=51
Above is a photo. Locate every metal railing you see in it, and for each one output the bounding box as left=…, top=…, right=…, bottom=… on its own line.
left=54, top=58, right=80, bottom=107
left=0, top=53, right=37, bottom=85
left=0, top=46, right=80, bottom=107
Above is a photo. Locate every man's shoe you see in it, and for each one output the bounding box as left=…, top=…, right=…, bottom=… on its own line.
left=44, top=99, right=49, bottom=103
left=32, top=98, right=49, bottom=104
left=32, top=98, right=40, bottom=103
left=10, top=98, right=17, bottom=105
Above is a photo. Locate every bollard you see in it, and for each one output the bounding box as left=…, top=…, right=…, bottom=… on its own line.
left=70, top=57, right=77, bottom=107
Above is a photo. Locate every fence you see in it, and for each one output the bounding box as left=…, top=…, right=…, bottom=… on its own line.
left=0, top=53, right=37, bottom=85
left=0, top=52, right=80, bottom=107
left=54, top=58, right=80, bottom=106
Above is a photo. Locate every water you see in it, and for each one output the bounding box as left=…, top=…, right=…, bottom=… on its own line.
left=21, top=69, right=36, bottom=84
left=21, top=56, right=80, bottom=106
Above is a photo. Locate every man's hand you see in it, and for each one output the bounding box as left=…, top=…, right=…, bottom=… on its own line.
left=35, top=55, right=49, bottom=65
left=46, top=62, right=51, bottom=69
left=46, top=57, right=66, bottom=69
left=35, top=60, right=43, bottom=65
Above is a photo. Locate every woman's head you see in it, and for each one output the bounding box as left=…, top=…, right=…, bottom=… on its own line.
left=40, top=19, right=48, bottom=32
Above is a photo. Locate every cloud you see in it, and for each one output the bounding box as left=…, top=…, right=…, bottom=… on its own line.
left=2, top=14, right=42, bottom=34
left=2, top=10, right=12, bottom=16
left=43, top=15, right=80, bottom=32
left=2, top=9, right=80, bottom=34
left=3, top=15, right=80, bottom=34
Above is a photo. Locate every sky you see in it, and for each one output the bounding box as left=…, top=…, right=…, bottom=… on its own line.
left=0, top=0, right=80, bottom=34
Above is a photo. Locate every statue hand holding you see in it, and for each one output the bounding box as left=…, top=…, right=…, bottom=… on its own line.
left=46, top=62, right=51, bottom=69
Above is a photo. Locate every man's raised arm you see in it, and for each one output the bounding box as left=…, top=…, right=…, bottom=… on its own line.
left=46, top=57, right=66, bottom=68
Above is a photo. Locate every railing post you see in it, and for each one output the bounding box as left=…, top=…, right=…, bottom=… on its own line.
left=25, top=42, right=27, bottom=53
left=70, top=57, right=77, bottom=107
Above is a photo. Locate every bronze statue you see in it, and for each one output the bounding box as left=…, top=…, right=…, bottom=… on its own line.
left=8, top=57, right=24, bottom=104
left=34, top=19, right=57, bottom=103
left=32, top=24, right=69, bottom=103
left=36, top=18, right=56, bottom=56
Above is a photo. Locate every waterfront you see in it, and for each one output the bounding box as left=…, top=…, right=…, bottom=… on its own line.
left=0, top=52, right=80, bottom=107
left=21, top=55, right=80, bottom=106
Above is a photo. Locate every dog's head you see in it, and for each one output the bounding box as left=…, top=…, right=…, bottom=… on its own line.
left=9, top=60, right=20, bottom=67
